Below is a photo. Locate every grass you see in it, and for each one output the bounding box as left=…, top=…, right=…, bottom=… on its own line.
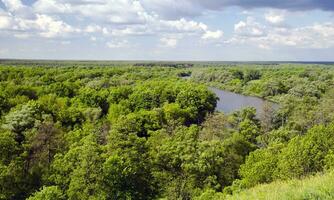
left=226, top=172, right=334, bottom=200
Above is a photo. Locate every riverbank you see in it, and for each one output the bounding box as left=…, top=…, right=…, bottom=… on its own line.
left=180, top=76, right=279, bottom=115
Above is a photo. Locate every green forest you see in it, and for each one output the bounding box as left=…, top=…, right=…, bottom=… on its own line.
left=1, top=61, right=334, bottom=200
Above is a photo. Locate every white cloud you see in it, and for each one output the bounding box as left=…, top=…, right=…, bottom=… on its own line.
left=2, top=0, right=332, bottom=56
left=265, top=10, right=285, bottom=25
left=2, top=0, right=24, bottom=12
left=234, top=17, right=266, bottom=37
left=2, top=0, right=34, bottom=18
left=0, top=0, right=225, bottom=45
left=35, top=14, right=79, bottom=38
left=33, top=0, right=147, bottom=25
left=0, top=0, right=79, bottom=38
left=158, top=18, right=207, bottom=33
left=258, top=43, right=271, bottom=49
left=280, top=23, right=334, bottom=48
left=81, top=12, right=221, bottom=41
left=85, top=25, right=102, bottom=33
left=32, top=0, right=222, bottom=39
left=160, top=37, right=178, bottom=47
left=0, top=11, right=13, bottom=29
left=33, top=0, right=72, bottom=14
left=202, top=30, right=223, bottom=40
left=228, top=17, right=334, bottom=49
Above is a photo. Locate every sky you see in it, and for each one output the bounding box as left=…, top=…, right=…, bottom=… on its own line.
left=0, top=0, right=333, bottom=61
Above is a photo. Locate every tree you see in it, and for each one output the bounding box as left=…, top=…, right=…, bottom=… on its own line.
left=244, top=70, right=261, bottom=83
left=103, top=133, right=157, bottom=200
left=199, top=113, right=231, bottom=141
left=275, top=123, right=334, bottom=180
left=260, top=102, right=275, bottom=133
left=27, top=186, right=64, bottom=200
left=239, top=143, right=283, bottom=188
left=162, top=103, right=189, bottom=133
left=176, top=85, right=217, bottom=123
left=113, top=109, right=163, bottom=137
left=77, top=87, right=109, bottom=115
left=50, top=134, right=105, bottom=200
left=0, top=93, right=11, bottom=117
left=149, top=126, right=200, bottom=199
left=27, top=121, right=63, bottom=170
left=2, top=101, right=41, bottom=143
left=0, top=131, right=18, bottom=164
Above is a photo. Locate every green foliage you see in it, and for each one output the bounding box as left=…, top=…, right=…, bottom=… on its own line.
left=51, top=133, right=105, bottom=200
left=27, top=186, right=64, bottom=200
left=239, top=123, right=334, bottom=188
left=104, top=133, right=157, bottom=200
left=275, top=123, right=334, bottom=179
left=0, top=63, right=333, bottom=200
left=149, top=125, right=254, bottom=199
left=239, top=144, right=283, bottom=188
left=0, top=93, right=11, bottom=117
left=176, top=85, right=217, bottom=123
left=325, top=151, right=334, bottom=170
left=244, top=69, right=261, bottom=83
left=2, top=101, right=40, bottom=134
left=0, top=131, right=18, bottom=164
left=193, top=189, right=224, bottom=200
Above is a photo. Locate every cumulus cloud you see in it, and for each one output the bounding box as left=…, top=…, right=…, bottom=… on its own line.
left=265, top=10, right=286, bottom=25
left=35, top=14, right=79, bottom=38
left=228, top=17, right=334, bottom=49
left=202, top=30, right=223, bottom=40
left=25, top=0, right=224, bottom=42
left=0, top=0, right=332, bottom=54
left=33, top=0, right=147, bottom=24
left=81, top=10, right=223, bottom=41
left=0, top=0, right=79, bottom=38
left=160, top=37, right=178, bottom=47
left=33, top=0, right=72, bottom=14
left=0, top=13, right=79, bottom=38
left=2, top=0, right=34, bottom=18
left=159, top=18, right=208, bottom=33
left=0, top=11, right=13, bottom=29
left=234, top=17, right=266, bottom=37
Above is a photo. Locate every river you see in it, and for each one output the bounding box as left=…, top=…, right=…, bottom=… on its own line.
left=209, top=87, right=279, bottom=116
left=180, top=75, right=278, bottom=115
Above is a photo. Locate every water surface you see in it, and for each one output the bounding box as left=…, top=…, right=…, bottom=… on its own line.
left=209, top=87, right=279, bottom=115
left=180, top=75, right=278, bottom=115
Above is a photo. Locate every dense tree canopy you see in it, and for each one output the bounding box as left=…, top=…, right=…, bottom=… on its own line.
left=0, top=62, right=334, bottom=199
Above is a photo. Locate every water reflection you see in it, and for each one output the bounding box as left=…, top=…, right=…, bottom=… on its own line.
left=209, top=87, right=279, bottom=116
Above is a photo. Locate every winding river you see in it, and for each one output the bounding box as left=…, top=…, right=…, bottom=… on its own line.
left=180, top=75, right=278, bottom=115
left=209, top=87, right=279, bottom=116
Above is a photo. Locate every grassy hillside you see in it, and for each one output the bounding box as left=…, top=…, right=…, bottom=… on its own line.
left=227, top=172, right=334, bottom=200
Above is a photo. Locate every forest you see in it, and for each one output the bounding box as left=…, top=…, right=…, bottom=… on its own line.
left=1, top=61, right=334, bottom=200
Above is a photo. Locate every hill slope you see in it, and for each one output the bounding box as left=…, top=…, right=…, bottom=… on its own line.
left=226, top=172, right=334, bottom=200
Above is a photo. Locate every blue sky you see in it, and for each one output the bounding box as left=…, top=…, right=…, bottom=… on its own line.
left=0, top=0, right=333, bottom=61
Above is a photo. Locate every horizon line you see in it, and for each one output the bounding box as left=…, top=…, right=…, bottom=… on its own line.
left=1, top=58, right=334, bottom=64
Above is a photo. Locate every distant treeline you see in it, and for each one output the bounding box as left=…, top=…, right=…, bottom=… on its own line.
left=133, top=62, right=194, bottom=68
